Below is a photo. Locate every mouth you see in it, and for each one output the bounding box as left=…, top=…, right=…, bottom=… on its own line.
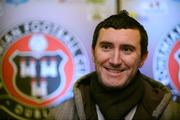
left=104, top=66, right=125, bottom=73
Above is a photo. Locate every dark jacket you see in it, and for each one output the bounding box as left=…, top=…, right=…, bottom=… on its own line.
left=47, top=72, right=180, bottom=120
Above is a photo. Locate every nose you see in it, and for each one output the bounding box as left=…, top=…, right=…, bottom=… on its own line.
left=109, top=49, right=122, bottom=65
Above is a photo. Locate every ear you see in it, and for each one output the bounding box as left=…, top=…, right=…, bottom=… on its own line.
left=139, top=52, right=148, bottom=68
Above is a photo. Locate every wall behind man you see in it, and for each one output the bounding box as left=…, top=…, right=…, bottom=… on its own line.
left=0, top=1, right=95, bottom=71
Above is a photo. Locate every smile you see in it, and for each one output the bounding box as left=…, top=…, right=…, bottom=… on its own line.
left=104, top=67, right=125, bottom=73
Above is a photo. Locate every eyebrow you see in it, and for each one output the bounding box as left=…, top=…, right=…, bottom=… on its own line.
left=99, top=41, right=135, bottom=47
left=99, top=41, right=112, bottom=45
left=121, top=44, right=135, bottom=47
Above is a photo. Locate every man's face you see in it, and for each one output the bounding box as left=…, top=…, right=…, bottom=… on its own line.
left=92, top=28, right=147, bottom=89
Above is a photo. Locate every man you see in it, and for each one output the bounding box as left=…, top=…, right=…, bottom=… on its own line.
left=47, top=10, right=180, bottom=120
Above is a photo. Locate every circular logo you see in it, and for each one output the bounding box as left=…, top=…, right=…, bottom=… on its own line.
left=153, top=24, right=180, bottom=96
left=0, top=20, right=90, bottom=119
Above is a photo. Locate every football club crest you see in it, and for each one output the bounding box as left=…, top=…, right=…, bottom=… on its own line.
left=0, top=20, right=90, bottom=119
left=153, top=24, right=180, bottom=98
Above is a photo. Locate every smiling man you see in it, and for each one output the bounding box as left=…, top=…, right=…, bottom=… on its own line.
left=47, top=10, right=180, bottom=120
left=93, top=28, right=147, bottom=89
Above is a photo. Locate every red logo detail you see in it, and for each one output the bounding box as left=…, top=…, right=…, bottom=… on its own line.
left=168, top=40, right=180, bottom=92
left=2, top=34, right=74, bottom=107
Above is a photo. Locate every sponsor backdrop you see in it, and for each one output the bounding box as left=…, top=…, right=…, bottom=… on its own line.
left=0, top=0, right=179, bottom=119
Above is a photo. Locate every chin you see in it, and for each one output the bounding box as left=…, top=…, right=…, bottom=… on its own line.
left=100, top=81, right=127, bottom=90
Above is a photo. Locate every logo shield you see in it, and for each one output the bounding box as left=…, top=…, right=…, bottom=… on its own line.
left=10, top=51, right=67, bottom=102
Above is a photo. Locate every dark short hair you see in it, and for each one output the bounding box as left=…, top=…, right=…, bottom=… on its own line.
left=92, top=10, right=148, bottom=56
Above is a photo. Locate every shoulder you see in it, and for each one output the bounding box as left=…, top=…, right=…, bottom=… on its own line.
left=47, top=98, right=76, bottom=120
left=139, top=73, right=180, bottom=119
left=160, top=101, right=180, bottom=119
left=74, top=72, right=97, bottom=88
left=139, top=73, right=171, bottom=93
left=166, top=101, right=180, bottom=113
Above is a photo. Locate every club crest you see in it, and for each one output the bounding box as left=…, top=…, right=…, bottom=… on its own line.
left=0, top=20, right=90, bottom=119
left=153, top=24, right=180, bottom=97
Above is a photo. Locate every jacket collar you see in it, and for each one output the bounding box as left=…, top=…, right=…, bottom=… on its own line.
left=73, top=72, right=172, bottom=119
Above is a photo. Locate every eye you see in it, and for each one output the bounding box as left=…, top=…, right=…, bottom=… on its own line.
left=100, top=43, right=112, bottom=51
left=101, top=44, right=111, bottom=49
left=121, top=46, right=134, bottom=54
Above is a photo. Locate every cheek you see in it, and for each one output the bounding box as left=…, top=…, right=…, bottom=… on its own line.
left=94, top=50, right=108, bottom=64
left=123, top=55, right=141, bottom=68
left=94, top=55, right=104, bottom=65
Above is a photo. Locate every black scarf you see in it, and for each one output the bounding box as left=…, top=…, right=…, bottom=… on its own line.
left=90, top=71, right=144, bottom=120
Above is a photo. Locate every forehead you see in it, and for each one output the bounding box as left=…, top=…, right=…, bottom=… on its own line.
left=97, top=28, right=141, bottom=45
